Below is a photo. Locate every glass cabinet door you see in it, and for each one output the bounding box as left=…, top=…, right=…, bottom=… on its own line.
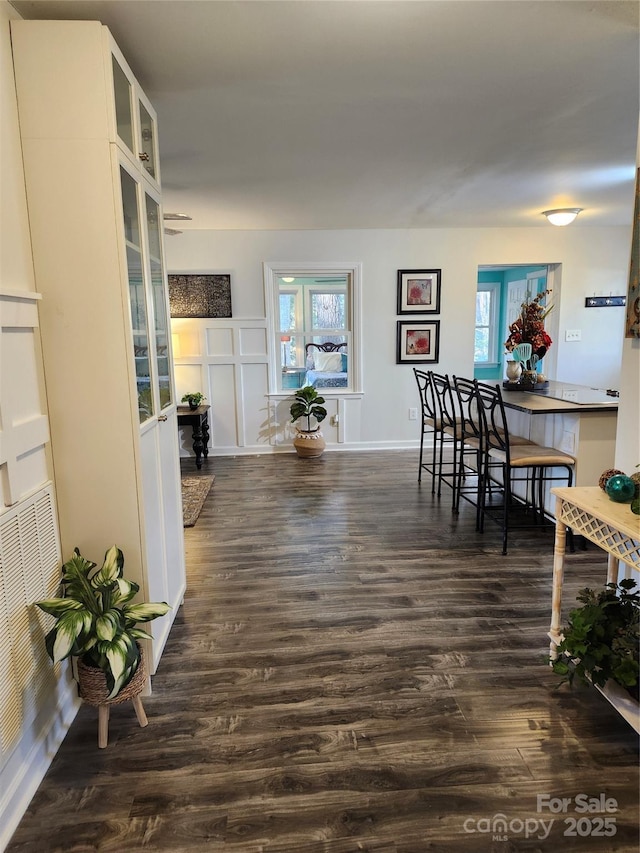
left=139, top=101, right=157, bottom=181
left=120, top=166, right=154, bottom=423
left=145, top=193, right=173, bottom=409
left=112, top=56, right=134, bottom=154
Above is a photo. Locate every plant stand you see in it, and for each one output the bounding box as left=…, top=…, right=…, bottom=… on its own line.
left=77, top=649, right=149, bottom=748
left=549, top=487, right=640, bottom=731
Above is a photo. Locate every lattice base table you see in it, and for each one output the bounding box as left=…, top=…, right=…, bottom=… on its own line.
left=549, top=486, right=640, bottom=731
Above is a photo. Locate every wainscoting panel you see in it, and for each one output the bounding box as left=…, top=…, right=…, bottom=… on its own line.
left=205, top=326, right=234, bottom=357
left=172, top=318, right=271, bottom=455
left=239, top=326, right=267, bottom=356
left=207, top=363, right=238, bottom=448
left=0, top=291, right=50, bottom=508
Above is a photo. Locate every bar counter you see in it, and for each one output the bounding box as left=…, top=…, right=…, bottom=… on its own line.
left=488, top=380, right=619, bottom=494
left=500, top=380, right=619, bottom=415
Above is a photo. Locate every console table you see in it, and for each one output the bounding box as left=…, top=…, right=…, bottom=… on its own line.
left=177, top=405, right=210, bottom=469
left=549, top=486, right=640, bottom=731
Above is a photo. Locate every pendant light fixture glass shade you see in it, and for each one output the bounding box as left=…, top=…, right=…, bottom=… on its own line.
left=542, top=208, right=583, bottom=226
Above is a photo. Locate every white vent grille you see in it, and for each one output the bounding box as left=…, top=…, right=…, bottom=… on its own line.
left=0, top=485, right=61, bottom=765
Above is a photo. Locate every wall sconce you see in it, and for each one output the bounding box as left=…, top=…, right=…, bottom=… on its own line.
left=542, top=208, right=583, bottom=226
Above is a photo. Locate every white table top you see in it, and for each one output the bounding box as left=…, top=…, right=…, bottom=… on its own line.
left=552, top=486, right=640, bottom=541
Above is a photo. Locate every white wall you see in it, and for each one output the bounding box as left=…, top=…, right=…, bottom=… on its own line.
left=0, top=4, right=78, bottom=849
left=167, top=225, right=632, bottom=454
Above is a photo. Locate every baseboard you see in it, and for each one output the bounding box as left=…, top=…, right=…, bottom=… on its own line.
left=183, top=440, right=423, bottom=457
left=0, top=686, right=80, bottom=853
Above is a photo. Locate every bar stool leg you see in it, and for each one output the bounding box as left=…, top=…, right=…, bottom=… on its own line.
left=98, top=705, right=109, bottom=749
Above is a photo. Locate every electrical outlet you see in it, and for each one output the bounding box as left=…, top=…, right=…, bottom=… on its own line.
left=560, top=430, right=576, bottom=454
left=565, top=329, right=582, bottom=342
left=409, top=407, right=418, bottom=420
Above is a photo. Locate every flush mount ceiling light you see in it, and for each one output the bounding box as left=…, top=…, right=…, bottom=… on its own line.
left=163, top=212, right=192, bottom=221
left=541, top=208, right=583, bottom=226
left=282, top=277, right=295, bottom=282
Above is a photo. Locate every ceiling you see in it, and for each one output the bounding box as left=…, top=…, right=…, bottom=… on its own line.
left=10, top=0, right=640, bottom=231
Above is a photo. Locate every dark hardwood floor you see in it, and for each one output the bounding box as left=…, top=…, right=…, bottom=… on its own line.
left=8, top=451, right=639, bottom=852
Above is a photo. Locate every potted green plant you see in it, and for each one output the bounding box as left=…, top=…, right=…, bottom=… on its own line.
left=289, top=385, right=327, bottom=458
left=550, top=579, right=639, bottom=702
left=181, top=391, right=206, bottom=410
left=35, top=545, right=170, bottom=700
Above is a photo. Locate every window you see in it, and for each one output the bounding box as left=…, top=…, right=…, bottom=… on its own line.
left=474, top=281, right=500, bottom=365
left=264, top=263, right=362, bottom=393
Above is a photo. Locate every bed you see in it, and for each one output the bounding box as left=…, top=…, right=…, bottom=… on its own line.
left=304, top=342, right=348, bottom=388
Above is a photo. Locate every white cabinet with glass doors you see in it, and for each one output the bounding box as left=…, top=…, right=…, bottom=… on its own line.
left=11, top=20, right=186, bottom=672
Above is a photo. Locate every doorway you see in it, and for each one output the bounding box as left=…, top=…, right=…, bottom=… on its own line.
left=474, top=263, right=560, bottom=382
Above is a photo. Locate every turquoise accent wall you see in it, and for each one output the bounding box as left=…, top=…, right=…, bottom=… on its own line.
left=474, top=266, right=547, bottom=381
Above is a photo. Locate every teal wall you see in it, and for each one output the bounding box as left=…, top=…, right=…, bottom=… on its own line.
left=474, top=266, right=547, bottom=381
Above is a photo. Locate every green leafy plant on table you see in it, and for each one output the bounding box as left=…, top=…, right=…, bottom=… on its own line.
left=36, top=546, right=170, bottom=699
left=550, top=579, right=639, bottom=701
left=290, top=385, right=327, bottom=432
left=181, top=391, right=206, bottom=408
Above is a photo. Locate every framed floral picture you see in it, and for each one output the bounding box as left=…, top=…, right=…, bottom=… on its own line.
left=397, top=269, right=441, bottom=314
left=396, top=320, right=440, bottom=364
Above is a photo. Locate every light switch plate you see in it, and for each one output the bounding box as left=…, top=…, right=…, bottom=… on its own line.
left=565, top=329, right=582, bottom=342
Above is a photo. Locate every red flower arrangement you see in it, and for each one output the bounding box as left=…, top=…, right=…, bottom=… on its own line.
left=505, top=290, right=553, bottom=362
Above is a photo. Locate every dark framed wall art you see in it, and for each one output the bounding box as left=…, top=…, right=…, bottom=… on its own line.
left=168, top=273, right=232, bottom=318
left=397, top=269, right=441, bottom=314
left=396, top=320, right=440, bottom=364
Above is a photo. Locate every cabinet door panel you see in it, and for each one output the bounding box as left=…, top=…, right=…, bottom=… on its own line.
left=139, top=100, right=157, bottom=181
left=112, top=55, right=134, bottom=153
left=120, top=167, right=154, bottom=422
left=157, top=411, right=186, bottom=608
left=144, top=193, right=173, bottom=409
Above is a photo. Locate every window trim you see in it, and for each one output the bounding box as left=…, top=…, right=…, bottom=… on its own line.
left=263, top=261, right=363, bottom=395
left=474, top=280, right=501, bottom=366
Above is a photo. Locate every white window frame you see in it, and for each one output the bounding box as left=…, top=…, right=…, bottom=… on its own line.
left=475, top=280, right=500, bottom=366
left=264, top=262, right=363, bottom=395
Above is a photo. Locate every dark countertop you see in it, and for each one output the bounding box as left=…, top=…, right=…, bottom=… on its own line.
left=497, top=380, right=619, bottom=415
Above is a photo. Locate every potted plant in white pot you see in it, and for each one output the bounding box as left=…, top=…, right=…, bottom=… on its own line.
left=290, top=385, right=327, bottom=458
left=35, top=545, right=170, bottom=745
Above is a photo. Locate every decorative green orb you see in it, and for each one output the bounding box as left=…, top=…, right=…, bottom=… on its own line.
left=605, top=474, right=636, bottom=503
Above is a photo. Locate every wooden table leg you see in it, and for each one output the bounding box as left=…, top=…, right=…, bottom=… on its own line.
left=607, top=553, right=620, bottom=585
left=98, top=705, right=109, bottom=749
left=549, top=498, right=566, bottom=661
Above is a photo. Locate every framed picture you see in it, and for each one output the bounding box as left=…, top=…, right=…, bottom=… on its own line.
left=396, top=320, right=440, bottom=364
left=397, top=269, right=441, bottom=314
left=168, top=273, right=232, bottom=318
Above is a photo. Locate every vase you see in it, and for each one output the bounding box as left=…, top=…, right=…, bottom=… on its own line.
left=505, top=361, right=522, bottom=382
left=293, top=427, right=326, bottom=458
